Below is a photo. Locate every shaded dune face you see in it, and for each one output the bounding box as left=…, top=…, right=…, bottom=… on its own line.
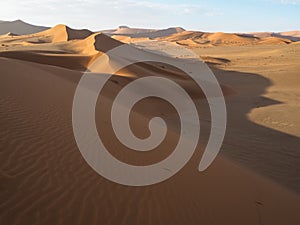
left=1, top=24, right=300, bottom=225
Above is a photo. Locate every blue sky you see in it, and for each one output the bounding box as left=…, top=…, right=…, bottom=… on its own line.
left=0, top=0, right=299, bottom=32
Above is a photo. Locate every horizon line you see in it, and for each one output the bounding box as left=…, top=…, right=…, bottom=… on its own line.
left=1, top=18, right=300, bottom=34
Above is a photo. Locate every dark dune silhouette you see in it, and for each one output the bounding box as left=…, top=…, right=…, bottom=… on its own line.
left=0, top=19, right=48, bottom=35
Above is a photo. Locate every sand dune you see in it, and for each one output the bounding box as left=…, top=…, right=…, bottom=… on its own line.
left=244, top=31, right=300, bottom=42
left=159, top=30, right=298, bottom=47
left=35, top=24, right=93, bottom=43
left=206, top=32, right=256, bottom=45
left=0, top=27, right=206, bottom=90
left=158, top=31, right=257, bottom=46
left=278, top=31, right=300, bottom=41
left=102, top=26, right=185, bottom=38
left=257, top=36, right=292, bottom=44
left=111, top=35, right=150, bottom=43
left=102, top=25, right=156, bottom=35
left=0, top=31, right=124, bottom=70
left=280, top=30, right=300, bottom=37
left=157, top=31, right=206, bottom=42
left=243, top=32, right=272, bottom=38
left=0, top=24, right=94, bottom=49
left=1, top=23, right=300, bottom=225
left=0, top=19, right=48, bottom=35
left=0, top=26, right=120, bottom=70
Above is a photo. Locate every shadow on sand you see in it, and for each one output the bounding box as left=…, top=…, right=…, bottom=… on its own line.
left=206, top=64, right=300, bottom=193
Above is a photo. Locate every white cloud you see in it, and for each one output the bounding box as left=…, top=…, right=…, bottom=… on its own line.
left=0, top=0, right=222, bottom=30
left=281, top=0, right=300, bottom=4
left=268, top=0, right=300, bottom=4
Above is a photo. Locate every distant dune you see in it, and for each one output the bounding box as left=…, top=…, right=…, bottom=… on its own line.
left=243, top=31, right=300, bottom=42
left=102, top=26, right=185, bottom=38
left=279, top=30, right=300, bottom=37
left=206, top=32, right=257, bottom=45
left=157, top=31, right=257, bottom=46
left=158, top=30, right=297, bottom=46
left=1, top=19, right=299, bottom=43
left=277, top=31, right=300, bottom=41
left=0, top=19, right=48, bottom=35
left=257, top=36, right=292, bottom=44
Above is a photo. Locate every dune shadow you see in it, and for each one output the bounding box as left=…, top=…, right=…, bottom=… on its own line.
left=205, top=64, right=300, bottom=193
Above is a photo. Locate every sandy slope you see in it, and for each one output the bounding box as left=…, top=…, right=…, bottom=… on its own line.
left=1, top=24, right=300, bottom=225
left=1, top=56, right=300, bottom=225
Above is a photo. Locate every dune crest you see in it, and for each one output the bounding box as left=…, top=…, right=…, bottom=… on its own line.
left=36, top=24, right=93, bottom=43
left=69, top=32, right=124, bottom=55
